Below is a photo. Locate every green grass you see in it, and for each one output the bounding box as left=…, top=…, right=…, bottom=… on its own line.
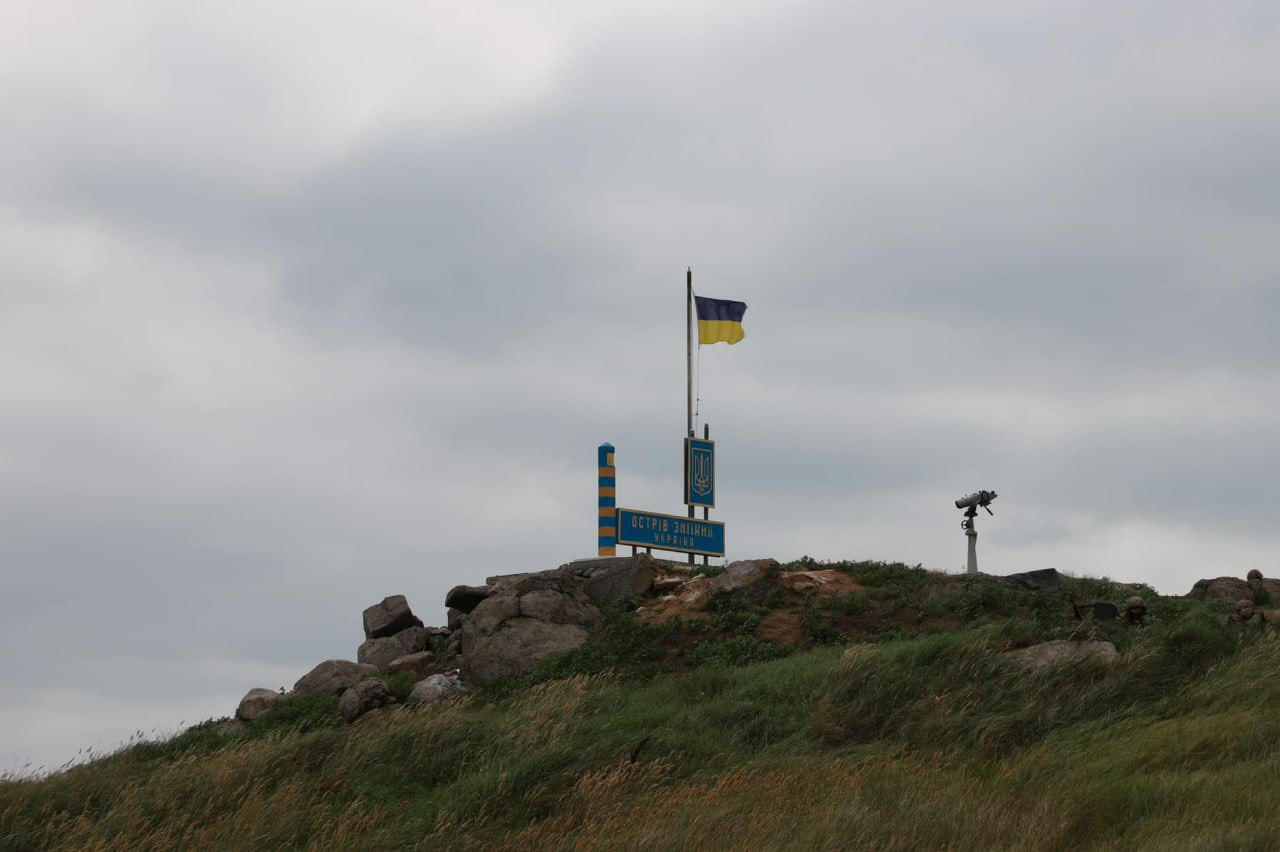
left=4, top=567, right=1278, bottom=849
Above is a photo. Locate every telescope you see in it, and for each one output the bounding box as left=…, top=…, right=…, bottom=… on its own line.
left=955, top=489, right=998, bottom=574
left=955, top=490, right=997, bottom=513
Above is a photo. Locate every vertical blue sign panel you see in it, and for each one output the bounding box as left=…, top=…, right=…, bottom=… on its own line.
left=684, top=437, right=715, bottom=508
left=616, top=508, right=725, bottom=557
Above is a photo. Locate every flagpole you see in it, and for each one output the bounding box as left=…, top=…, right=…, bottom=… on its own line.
left=687, top=268, right=693, bottom=439
left=686, top=268, right=695, bottom=567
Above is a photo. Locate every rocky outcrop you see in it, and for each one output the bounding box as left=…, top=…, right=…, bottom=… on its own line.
left=388, top=651, right=436, bottom=681
left=362, top=595, right=424, bottom=640
left=338, top=678, right=396, bottom=723
left=781, top=570, right=852, bottom=595
left=407, top=673, right=467, bottom=705
left=236, top=688, right=283, bottom=721
left=999, top=568, right=1062, bottom=591
left=1188, top=577, right=1254, bottom=603
left=1003, top=639, right=1117, bottom=670
left=358, top=625, right=431, bottom=670
left=561, top=554, right=657, bottom=606
left=445, top=585, right=492, bottom=614
left=462, top=571, right=601, bottom=685
left=679, top=575, right=711, bottom=609
left=293, top=659, right=378, bottom=697
left=707, top=559, right=781, bottom=606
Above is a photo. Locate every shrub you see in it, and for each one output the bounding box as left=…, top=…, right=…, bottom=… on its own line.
left=687, top=635, right=792, bottom=667
left=707, top=592, right=767, bottom=635
left=801, top=598, right=845, bottom=646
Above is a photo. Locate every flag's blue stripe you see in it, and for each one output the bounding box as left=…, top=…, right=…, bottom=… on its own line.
left=694, top=297, right=747, bottom=323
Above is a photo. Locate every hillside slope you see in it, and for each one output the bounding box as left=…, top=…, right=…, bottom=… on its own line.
left=3, top=561, right=1278, bottom=850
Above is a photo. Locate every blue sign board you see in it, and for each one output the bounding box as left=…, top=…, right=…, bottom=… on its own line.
left=616, top=508, right=726, bottom=557
left=684, top=437, right=715, bottom=508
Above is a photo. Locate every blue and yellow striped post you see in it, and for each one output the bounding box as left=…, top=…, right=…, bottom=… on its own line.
left=598, top=443, right=616, bottom=556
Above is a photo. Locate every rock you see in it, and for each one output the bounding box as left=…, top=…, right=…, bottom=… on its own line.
left=998, top=569, right=1062, bottom=591
left=293, top=659, right=378, bottom=697
left=519, top=588, right=600, bottom=623
left=1003, top=639, right=1117, bottom=670
left=679, top=575, right=711, bottom=610
left=1248, top=569, right=1264, bottom=581
left=486, top=572, right=532, bottom=586
left=467, top=618, right=590, bottom=685
left=781, top=570, right=849, bottom=595
left=358, top=625, right=431, bottom=670
left=447, top=608, right=467, bottom=632
left=407, top=673, right=468, bottom=705
left=388, top=651, right=436, bottom=681
left=445, top=584, right=493, bottom=614
left=362, top=595, right=424, bottom=640
left=236, top=688, right=283, bottom=721
left=707, top=558, right=781, bottom=606
left=353, top=705, right=401, bottom=726
left=1187, top=577, right=1254, bottom=603
left=561, top=554, right=657, bottom=606
left=358, top=637, right=406, bottom=670
left=462, top=572, right=601, bottom=685
left=653, top=577, right=685, bottom=594
left=338, top=678, right=396, bottom=723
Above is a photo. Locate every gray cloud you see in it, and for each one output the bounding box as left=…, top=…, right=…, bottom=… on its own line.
left=3, top=0, right=1280, bottom=771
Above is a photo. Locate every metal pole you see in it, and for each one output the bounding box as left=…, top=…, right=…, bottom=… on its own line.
left=964, top=507, right=978, bottom=574
left=687, top=268, right=694, bottom=438
left=687, top=268, right=695, bottom=567
left=702, top=422, right=710, bottom=567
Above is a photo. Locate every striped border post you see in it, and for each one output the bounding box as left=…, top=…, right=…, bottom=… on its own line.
left=598, top=443, right=616, bottom=556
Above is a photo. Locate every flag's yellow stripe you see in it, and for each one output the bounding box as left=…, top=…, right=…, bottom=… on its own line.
left=697, top=319, right=745, bottom=345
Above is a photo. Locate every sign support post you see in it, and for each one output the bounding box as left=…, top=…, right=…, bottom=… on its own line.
left=598, top=443, right=616, bottom=556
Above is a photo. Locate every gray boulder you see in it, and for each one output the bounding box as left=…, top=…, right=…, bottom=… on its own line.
left=445, top=585, right=492, bottom=614
left=462, top=571, right=601, bottom=685
left=358, top=625, right=431, bottom=670
left=293, top=659, right=378, bottom=697
left=338, top=678, right=396, bottom=723
left=362, top=595, right=424, bottom=640
left=561, top=554, right=657, bottom=606
left=999, top=568, right=1062, bottom=591
left=407, top=673, right=468, bottom=706
left=1003, top=639, right=1117, bottom=670
left=236, top=688, right=283, bottom=721
left=707, top=558, right=781, bottom=606
left=1187, top=577, right=1254, bottom=603
left=388, top=651, right=436, bottom=681
left=447, top=607, right=467, bottom=632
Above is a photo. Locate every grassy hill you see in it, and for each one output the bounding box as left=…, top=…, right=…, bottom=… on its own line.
left=4, top=560, right=1279, bottom=850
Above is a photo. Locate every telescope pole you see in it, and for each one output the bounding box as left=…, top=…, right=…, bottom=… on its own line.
left=965, top=507, right=978, bottom=574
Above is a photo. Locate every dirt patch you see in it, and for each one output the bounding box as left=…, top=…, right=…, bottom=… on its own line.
left=757, top=610, right=804, bottom=646
left=780, top=570, right=863, bottom=595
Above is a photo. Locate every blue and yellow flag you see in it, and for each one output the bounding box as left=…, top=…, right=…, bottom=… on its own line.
left=694, top=296, right=747, bottom=345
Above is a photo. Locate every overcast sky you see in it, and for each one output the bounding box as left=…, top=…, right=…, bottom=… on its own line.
left=3, top=0, right=1279, bottom=773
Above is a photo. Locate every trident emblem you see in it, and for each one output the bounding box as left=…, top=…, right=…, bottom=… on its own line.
left=691, top=447, right=713, bottom=497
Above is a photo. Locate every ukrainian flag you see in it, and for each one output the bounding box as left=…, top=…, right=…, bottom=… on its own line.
left=695, top=296, right=747, bottom=345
